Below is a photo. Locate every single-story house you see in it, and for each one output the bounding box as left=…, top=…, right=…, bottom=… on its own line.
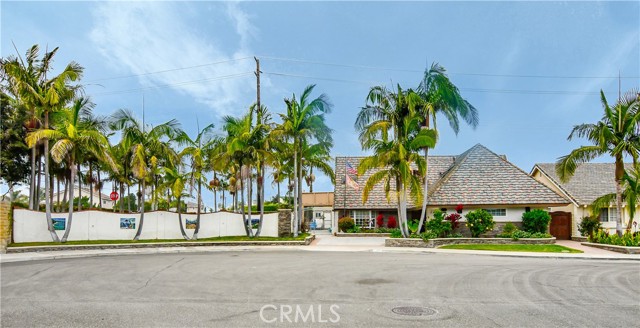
left=334, top=144, right=570, bottom=237
left=531, top=163, right=640, bottom=237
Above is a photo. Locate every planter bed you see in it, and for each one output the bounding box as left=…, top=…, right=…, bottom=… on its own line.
left=336, top=233, right=391, bottom=237
left=385, top=237, right=556, bottom=248
left=581, top=242, right=640, bottom=254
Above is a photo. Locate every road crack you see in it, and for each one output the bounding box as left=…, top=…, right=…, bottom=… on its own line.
left=135, top=257, right=185, bottom=292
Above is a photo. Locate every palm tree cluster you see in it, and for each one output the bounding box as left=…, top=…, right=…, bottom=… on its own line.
left=355, top=63, right=478, bottom=238
left=1, top=44, right=335, bottom=242
left=556, top=89, right=640, bottom=235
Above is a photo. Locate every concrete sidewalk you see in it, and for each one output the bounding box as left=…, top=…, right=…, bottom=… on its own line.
left=2, top=233, right=639, bottom=263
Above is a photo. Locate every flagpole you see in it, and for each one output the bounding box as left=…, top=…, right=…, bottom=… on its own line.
left=343, top=160, right=347, bottom=218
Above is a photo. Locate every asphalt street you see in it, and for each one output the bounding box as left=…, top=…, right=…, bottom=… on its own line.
left=1, top=250, right=639, bottom=327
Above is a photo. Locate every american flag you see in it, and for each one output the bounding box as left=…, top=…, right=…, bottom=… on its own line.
left=346, top=174, right=360, bottom=190
left=346, top=161, right=358, bottom=175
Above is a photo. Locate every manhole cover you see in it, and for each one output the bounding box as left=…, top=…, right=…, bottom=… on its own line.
left=391, top=306, right=437, bottom=316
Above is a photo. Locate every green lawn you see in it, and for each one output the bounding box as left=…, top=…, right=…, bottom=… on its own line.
left=439, top=244, right=583, bottom=253
left=9, top=233, right=310, bottom=247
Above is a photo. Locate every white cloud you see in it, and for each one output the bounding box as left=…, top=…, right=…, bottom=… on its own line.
left=89, top=1, right=259, bottom=117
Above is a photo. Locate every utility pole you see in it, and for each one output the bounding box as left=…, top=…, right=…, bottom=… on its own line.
left=254, top=57, right=261, bottom=111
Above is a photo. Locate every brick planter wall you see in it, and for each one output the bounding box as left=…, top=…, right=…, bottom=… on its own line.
left=278, top=209, right=292, bottom=237
left=0, top=202, right=11, bottom=253
left=385, top=237, right=556, bottom=248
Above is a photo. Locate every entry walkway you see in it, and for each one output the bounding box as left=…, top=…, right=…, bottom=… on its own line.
left=555, top=239, right=621, bottom=255
left=308, top=229, right=386, bottom=251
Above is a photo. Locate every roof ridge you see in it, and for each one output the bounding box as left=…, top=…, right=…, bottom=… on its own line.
left=427, top=144, right=481, bottom=196
left=531, top=164, right=579, bottom=205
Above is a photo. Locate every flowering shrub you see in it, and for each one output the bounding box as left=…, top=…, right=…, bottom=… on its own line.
left=465, top=209, right=495, bottom=237
left=338, top=217, right=355, bottom=232
left=445, top=213, right=462, bottom=230
left=387, top=216, right=397, bottom=228
left=455, top=204, right=464, bottom=213
left=426, top=210, right=452, bottom=237
left=376, top=213, right=384, bottom=227
left=578, top=216, right=602, bottom=238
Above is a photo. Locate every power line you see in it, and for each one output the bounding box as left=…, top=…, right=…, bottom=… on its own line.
left=86, top=57, right=252, bottom=83
left=264, top=71, right=613, bottom=96
left=259, top=55, right=640, bottom=79
left=91, top=72, right=253, bottom=97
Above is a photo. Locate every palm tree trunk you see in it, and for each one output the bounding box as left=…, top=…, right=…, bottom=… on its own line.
left=49, top=171, right=54, bottom=211
left=256, top=165, right=266, bottom=237
left=56, top=177, right=61, bottom=213
left=309, top=167, right=314, bottom=193
left=29, top=146, right=36, bottom=210
left=293, top=147, right=299, bottom=237
left=35, top=157, right=41, bottom=209
left=298, top=152, right=304, bottom=233
left=277, top=180, right=281, bottom=203
left=240, top=169, right=250, bottom=236
left=177, top=196, right=189, bottom=240
left=127, top=184, right=131, bottom=212
left=417, top=147, right=430, bottom=234
left=97, top=169, right=102, bottom=209
left=77, top=163, right=82, bottom=211
left=61, top=160, right=76, bottom=243
left=193, top=180, right=202, bottom=240
left=119, top=182, right=125, bottom=213
left=615, top=158, right=625, bottom=236
left=248, top=167, right=254, bottom=237
left=62, top=176, right=68, bottom=212
left=134, top=179, right=145, bottom=240
left=89, top=163, right=94, bottom=209
left=213, top=172, right=217, bottom=212
left=43, top=112, right=58, bottom=241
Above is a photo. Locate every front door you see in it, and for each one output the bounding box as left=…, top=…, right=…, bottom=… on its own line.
left=550, top=211, right=572, bottom=240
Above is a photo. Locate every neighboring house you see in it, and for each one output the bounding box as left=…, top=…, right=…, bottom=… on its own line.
left=41, top=186, right=114, bottom=209
left=531, top=163, right=640, bottom=237
left=302, top=192, right=334, bottom=230
left=334, top=144, right=570, bottom=237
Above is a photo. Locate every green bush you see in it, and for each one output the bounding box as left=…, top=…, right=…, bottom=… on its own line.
left=446, top=232, right=463, bottom=238
left=346, top=225, right=362, bottom=233
left=521, top=209, right=551, bottom=233
left=390, top=229, right=402, bottom=238
left=530, top=232, right=552, bottom=238
left=420, top=231, right=438, bottom=241
left=338, top=217, right=355, bottom=232
left=578, top=216, right=602, bottom=238
left=511, top=230, right=531, bottom=240
left=465, top=209, right=495, bottom=237
left=589, top=230, right=640, bottom=246
left=502, top=222, right=517, bottom=234
left=426, top=210, right=452, bottom=237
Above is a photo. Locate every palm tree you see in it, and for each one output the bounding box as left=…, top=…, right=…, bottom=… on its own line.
left=300, top=138, right=335, bottom=193
left=110, top=109, right=180, bottom=240
left=3, top=45, right=82, bottom=241
left=26, top=97, right=115, bottom=242
left=556, top=90, right=640, bottom=236
left=275, top=85, right=333, bottom=237
left=591, top=165, right=640, bottom=231
left=176, top=123, right=217, bottom=240
left=161, top=166, right=190, bottom=240
left=415, top=62, right=478, bottom=233
left=357, top=109, right=437, bottom=237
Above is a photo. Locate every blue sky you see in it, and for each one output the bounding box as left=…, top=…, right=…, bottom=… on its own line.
left=2, top=1, right=639, bottom=208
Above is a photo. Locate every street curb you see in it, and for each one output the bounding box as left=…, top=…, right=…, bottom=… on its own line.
left=5, top=235, right=315, bottom=254
left=374, top=247, right=640, bottom=261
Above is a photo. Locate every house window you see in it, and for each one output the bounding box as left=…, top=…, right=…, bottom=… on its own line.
left=351, top=210, right=373, bottom=228
left=315, top=212, right=323, bottom=218
left=599, top=208, right=618, bottom=222
left=484, top=209, right=506, bottom=217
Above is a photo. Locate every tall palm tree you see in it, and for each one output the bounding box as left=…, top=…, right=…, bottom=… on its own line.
left=176, top=123, right=217, bottom=240
left=357, top=109, right=437, bottom=237
left=415, top=62, right=478, bottom=233
left=3, top=45, right=83, bottom=241
left=275, top=85, right=333, bottom=237
left=556, top=90, right=640, bottom=236
left=300, top=138, right=335, bottom=193
left=161, top=166, right=190, bottom=240
left=26, top=97, right=115, bottom=242
left=110, top=109, right=180, bottom=240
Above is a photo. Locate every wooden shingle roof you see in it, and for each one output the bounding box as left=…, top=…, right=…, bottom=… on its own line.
left=334, top=144, right=569, bottom=210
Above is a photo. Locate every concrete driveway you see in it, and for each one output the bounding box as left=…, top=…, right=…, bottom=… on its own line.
left=2, top=251, right=638, bottom=327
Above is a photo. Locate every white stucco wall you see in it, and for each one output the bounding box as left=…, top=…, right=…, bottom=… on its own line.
left=12, top=209, right=279, bottom=242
